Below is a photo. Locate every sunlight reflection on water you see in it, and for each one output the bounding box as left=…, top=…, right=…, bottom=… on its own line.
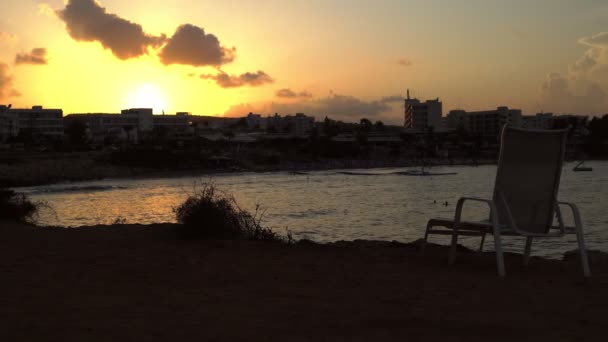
left=16, top=162, right=608, bottom=258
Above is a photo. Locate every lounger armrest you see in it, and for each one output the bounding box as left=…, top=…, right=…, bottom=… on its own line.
left=557, top=201, right=584, bottom=232
left=454, top=197, right=500, bottom=231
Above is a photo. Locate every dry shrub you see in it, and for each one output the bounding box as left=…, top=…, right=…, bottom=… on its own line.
left=174, top=183, right=281, bottom=241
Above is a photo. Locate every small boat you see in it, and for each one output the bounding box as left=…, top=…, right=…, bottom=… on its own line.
left=573, top=161, right=593, bottom=172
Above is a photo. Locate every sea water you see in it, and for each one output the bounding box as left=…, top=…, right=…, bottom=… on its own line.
left=15, top=162, right=608, bottom=258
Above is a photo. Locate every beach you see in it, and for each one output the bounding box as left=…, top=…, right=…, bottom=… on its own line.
left=1, top=221, right=606, bottom=341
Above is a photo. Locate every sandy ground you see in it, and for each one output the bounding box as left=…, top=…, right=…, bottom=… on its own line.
left=1, top=221, right=607, bottom=341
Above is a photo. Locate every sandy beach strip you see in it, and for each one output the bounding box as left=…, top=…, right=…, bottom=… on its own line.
left=1, top=221, right=606, bottom=341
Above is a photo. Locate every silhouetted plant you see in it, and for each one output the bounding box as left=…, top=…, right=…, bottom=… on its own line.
left=112, top=216, right=128, bottom=225
left=0, top=189, right=39, bottom=222
left=174, top=182, right=281, bottom=241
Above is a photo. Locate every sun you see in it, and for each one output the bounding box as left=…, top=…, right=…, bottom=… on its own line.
left=126, top=83, right=168, bottom=114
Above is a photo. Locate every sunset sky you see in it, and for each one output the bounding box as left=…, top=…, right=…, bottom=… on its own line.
left=0, top=0, right=607, bottom=123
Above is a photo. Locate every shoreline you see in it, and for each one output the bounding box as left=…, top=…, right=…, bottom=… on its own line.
left=3, top=149, right=605, bottom=188
left=1, top=220, right=606, bottom=341
left=4, top=154, right=497, bottom=188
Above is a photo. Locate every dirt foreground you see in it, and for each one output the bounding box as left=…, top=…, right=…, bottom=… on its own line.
left=0, top=221, right=606, bottom=341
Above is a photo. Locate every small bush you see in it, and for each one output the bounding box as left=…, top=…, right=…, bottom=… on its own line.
left=174, top=183, right=281, bottom=241
left=0, top=189, right=38, bottom=222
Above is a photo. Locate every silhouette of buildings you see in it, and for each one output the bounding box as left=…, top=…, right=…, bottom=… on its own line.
left=522, top=113, right=588, bottom=134
left=403, top=90, right=443, bottom=132
left=0, top=105, right=63, bottom=142
left=66, top=108, right=194, bottom=144
left=522, top=113, right=554, bottom=129
left=247, top=112, right=315, bottom=136
left=446, top=106, right=522, bottom=139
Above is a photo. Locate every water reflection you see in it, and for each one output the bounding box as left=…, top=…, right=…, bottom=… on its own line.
left=16, top=162, right=608, bottom=259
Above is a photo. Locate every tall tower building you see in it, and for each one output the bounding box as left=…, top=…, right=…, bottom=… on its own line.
left=404, top=89, right=442, bottom=131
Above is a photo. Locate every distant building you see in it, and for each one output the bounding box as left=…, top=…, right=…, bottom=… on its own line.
left=403, top=90, right=442, bottom=132
left=522, top=113, right=554, bottom=130
left=153, top=112, right=191, bottom=133
left=246, top=113, right=264, bottom=130
left=66, top=108, right=185, bottom=144
left=283, top=113, right=315, bottom=136
left=446, top=106, right=522, bottom=140
left=0, top=105, right=19, bottom=142
left=0, top=105, right=63, bottom=141
left=188, top=115, right=239, bottom=131
left=120, top=108, right=154, bottom=132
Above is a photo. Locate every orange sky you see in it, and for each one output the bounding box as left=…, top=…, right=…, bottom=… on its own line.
left=0, top=0, right=607, bottom=123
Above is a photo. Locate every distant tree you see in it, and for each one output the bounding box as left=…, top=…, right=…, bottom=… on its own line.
left=586, top=114, right=608, bottom=157
left=323, top=117, right=339, bottom=138
left=360, top=118, right=372, bottom=133
left=374, top=120, right=385, bottom=131
left=65, top=119, right=87, bottom=145
left=589, top=115, right=608, bottom=140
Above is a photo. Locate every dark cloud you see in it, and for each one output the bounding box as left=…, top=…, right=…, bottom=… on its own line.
left=0, top=62, right=21, bottom=100
left=15, top=48, right=48, bottom=65
left=56, top=0, right=166, bottom=60
left=379, top=95, right=404, bottom=103
left=201, top=71, right=273, bottom=88
left=224, top=102, right=269, bottom=117
left=397, top=58, right=412, bottom=67
left=159, top=24, right=235, bottom=67
left=275, top=88, right=312, bottom=99
left=270, top=94, right=401, bottom=122
left=224, top=93, right=404, bottom=123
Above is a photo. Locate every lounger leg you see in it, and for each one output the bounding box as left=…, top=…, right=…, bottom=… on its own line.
left=448, top=229, right=459, bottom=265
left=491, top=230, right=506, bottom=277
left=574, top=225, right=591, bottom=278
left=420, top=222, right=432, bottom=256
left=523, top=237, right=533, bottom=266
left=479, top=233, right=486, bottom=253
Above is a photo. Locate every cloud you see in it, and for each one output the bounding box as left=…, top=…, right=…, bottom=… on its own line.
left=396, top=58, right=412, bottom=67
left=570, top=32, right=608, bottom=75
left=15, top=48, right=49, bottom=65
left=540, top=32, right=608, bottom=114
left=224, top=93, right=404, bottom=123
left=379, top=95, right=404, bottom=103
left=159, top=24, right=235, bottom=67
left=579, top=32, right=608, bottom=48
left=0, top=62, right=21, bottom=100
left=275, top=88, right=312, bottom=99
left=56, top=0, right=166, bottom=60
left=38, top=3, right=56, bottom=18
left=201, top=71, right=273, bottom=88
left=273, top=94, right=393, bottom=119
left=540, top=72, right=607, bottom=114
left=223, top=102, right=271, bottom=117
left=0, top=32, right=17, bottom=43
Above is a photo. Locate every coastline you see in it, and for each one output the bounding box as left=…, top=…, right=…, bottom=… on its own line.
left=1, top=221, right=606, bottom=341
left=1, top=150, right=496, bottom=188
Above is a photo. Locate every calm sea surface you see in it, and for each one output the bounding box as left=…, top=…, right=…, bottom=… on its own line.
left=15, top=162, right=608, bottom=258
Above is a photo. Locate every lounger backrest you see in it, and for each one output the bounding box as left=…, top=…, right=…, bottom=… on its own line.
left=492, top=126, right=568, bottom=234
